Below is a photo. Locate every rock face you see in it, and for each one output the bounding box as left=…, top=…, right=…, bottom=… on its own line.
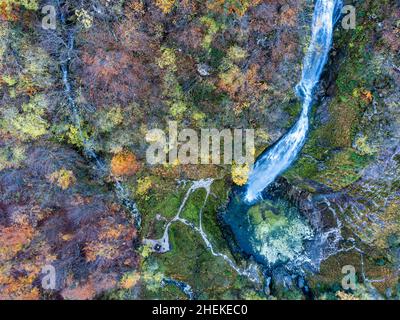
left=281, top=0, right=400, bottom=298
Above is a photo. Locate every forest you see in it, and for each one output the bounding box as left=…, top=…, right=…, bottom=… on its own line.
left=0, top=0, right=399, bottom=300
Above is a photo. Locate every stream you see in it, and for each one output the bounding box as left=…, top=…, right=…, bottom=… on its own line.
left=56, top=0, right=141, bottom=227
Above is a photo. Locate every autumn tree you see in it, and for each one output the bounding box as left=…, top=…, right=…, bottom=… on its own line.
left=111, top=151, right=141, bottom=177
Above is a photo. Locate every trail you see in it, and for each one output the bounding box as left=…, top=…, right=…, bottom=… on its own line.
left=144, top=179, right=260, bottom=283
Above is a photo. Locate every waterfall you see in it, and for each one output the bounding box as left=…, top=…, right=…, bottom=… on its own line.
left=244, top=0, right=343, bottom=204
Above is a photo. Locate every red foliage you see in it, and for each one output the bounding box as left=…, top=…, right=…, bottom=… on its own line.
left=79, top=20, right=160, bottom=106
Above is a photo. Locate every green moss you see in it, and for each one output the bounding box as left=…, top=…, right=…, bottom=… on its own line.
left=135, top=177, right=189, bottom=238
left=201, top=180, right=234, bottom=254
left=156, top=223, right=231, bottom=298
left=180, top=189, right=205, bottom=226
left=285, top=156, right=319, bottom=181
left=314, top=149, right=371, bottom=190
left=284, top=101, right=302, bottom=121
left=138, top=177, right=258, bottom=299
left=248, top=205, right=263, bottom=225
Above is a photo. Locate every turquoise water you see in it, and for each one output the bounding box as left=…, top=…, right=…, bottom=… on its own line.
left=224, top=0, right=344, bottom=269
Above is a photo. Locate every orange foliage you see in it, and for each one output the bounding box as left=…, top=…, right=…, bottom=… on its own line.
left=83, top=217, right=137, bottom=263
left=61, top=281, right=96, bottom=300
left=361, top=90, right=373, bottom=103
left=0, top=275, right=40, bottom=300
left=61, top=274, right=117, bottom=300
left=98, top=224, right=125, bottom=241
left=0, top=225, right=34, bottom=260
left=0, top=1, right=19, bottom=21
left=0, top=258, right=42, bottom=300
left=111, top=151, right=140, bottom=177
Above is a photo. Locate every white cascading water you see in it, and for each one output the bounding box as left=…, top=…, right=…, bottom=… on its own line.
left=244, top=0, right=343, bottom=203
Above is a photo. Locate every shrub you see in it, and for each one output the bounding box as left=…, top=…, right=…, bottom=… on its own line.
left=111, top=151, right=140, bottom=177
left=47, top=168, right=77, bottom=190
left=136, top=177, right=153, bottom=197
left=155, top=0, right=175, bottom=14
left=120, top=272, right=140, bottom=289
left=231, top=162, right=250, bottom=186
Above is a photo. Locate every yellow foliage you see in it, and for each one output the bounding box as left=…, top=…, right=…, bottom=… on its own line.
left=47, top=168, right=76, bottom=190
left=231, top=162, right=250, bottom=186
left=256, top=129, right=271, bottom=143
left=75, top=8, right=93, bottom=29
left=136, top=176, right=153, bottom=197
left=227, top=45, right=247, bottom=62
left=200, top=16, right=220, bottom=49
left=355, top=136, right=375, bottom=155
left=233, top=101, right=250, bottom=115
left=157, top=47, right=177, bottom=71
left=139, top=244, right=153, bottom=259
left=65, top=125, right=89, bottom=148
left=336, top=291, right=360, bottom=300
left=120, top=272, right=140, bottom=289
left=155, top=0, right=175, bottom=14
